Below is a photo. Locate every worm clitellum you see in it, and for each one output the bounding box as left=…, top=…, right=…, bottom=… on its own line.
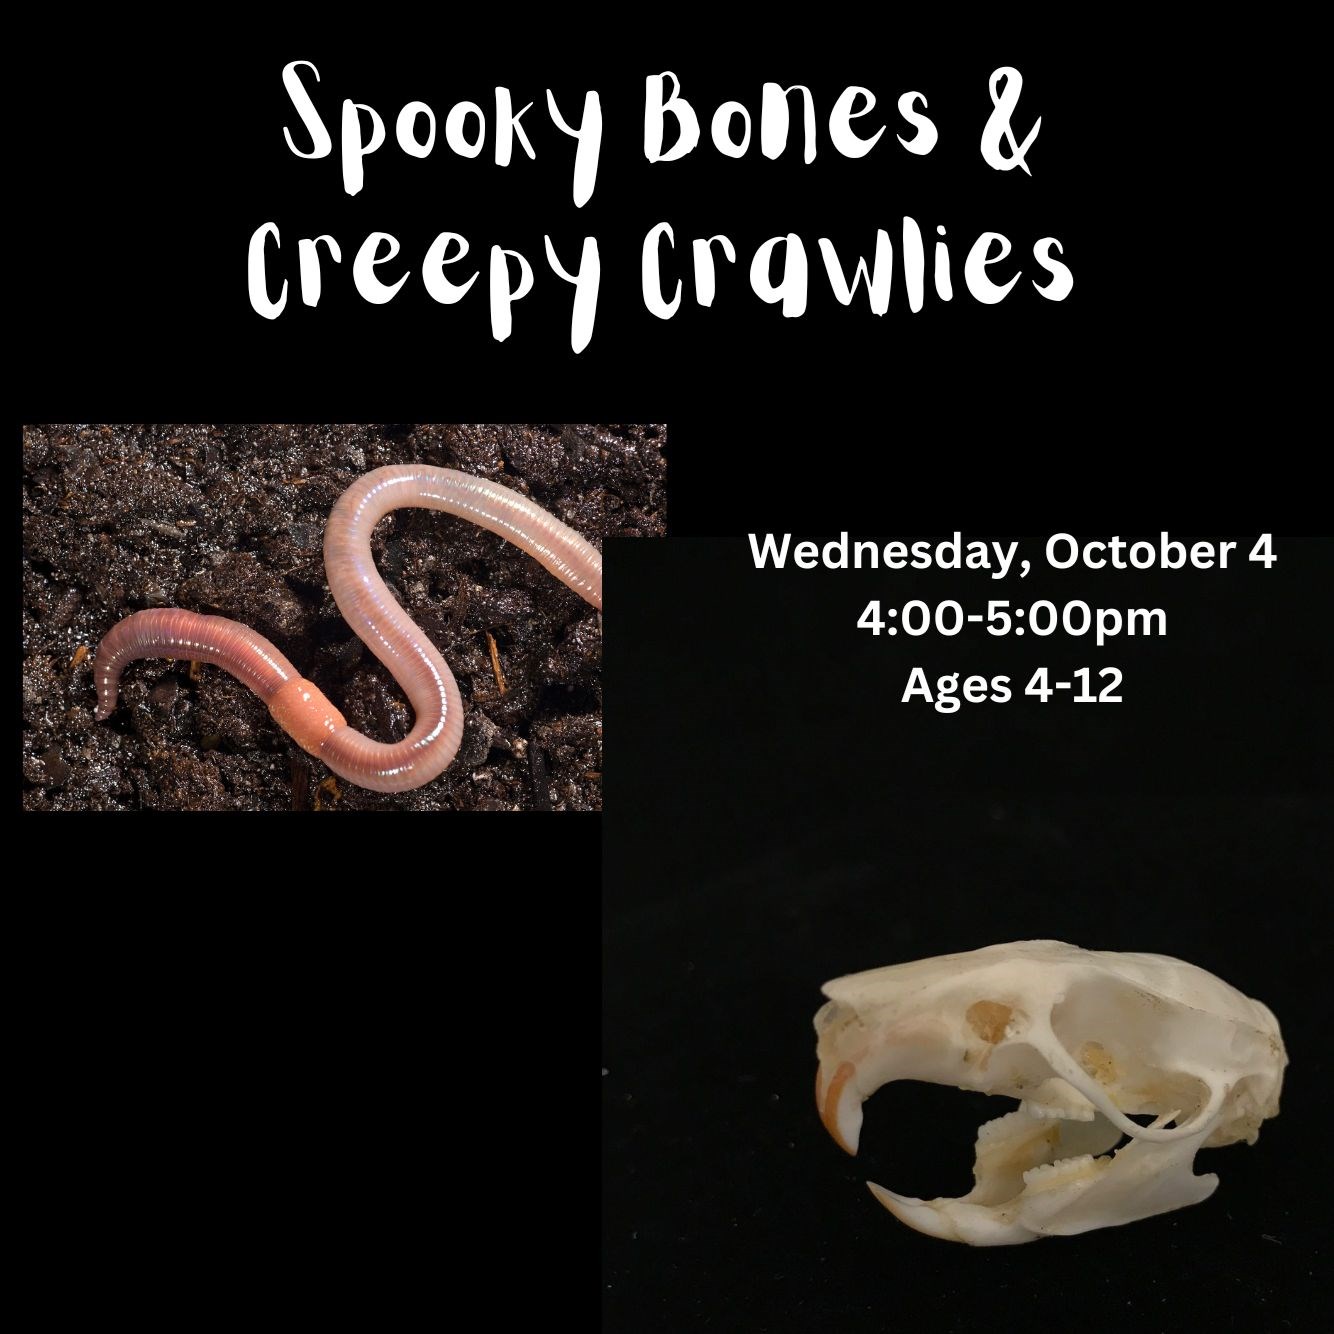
left=93, top=465, right=603, bottom=793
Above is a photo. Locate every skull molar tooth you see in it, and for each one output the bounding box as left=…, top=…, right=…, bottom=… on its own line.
left=1020, top=1077, right=1098, bottom=1121
left=814, top=940, right=1287, bottom=1245
left=1021, top=1154, right=1106, bottom=1190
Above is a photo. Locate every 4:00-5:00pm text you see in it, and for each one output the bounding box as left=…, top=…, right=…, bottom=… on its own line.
left=859, top=601, right=1165, bottom=646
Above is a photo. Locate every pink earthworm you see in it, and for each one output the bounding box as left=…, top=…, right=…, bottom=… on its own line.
left=93, top=465, right=603, bottom=793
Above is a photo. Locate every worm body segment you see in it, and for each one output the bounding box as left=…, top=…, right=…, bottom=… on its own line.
left=94, top=465, right=603, bottom=793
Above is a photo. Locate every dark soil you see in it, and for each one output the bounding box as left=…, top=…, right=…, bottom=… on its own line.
left=22, top=423, right=664, bottom=811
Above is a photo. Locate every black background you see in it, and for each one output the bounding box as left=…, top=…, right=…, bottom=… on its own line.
left=605, top=546, right=1329, bottom=1330
left=14, top=27, right=1330, bottom=1332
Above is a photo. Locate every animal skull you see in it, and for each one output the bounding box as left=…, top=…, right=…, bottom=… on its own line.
left=813, top=940, right=1286, bottom=1245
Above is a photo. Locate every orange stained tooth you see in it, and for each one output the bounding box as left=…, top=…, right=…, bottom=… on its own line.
left=815, top=1065, right=824, bottom=1112
left=820, top=1060, right=858, bottom=1154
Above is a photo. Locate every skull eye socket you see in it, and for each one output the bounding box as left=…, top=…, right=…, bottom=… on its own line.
left=1049, top=975, right=1212, bottom=1125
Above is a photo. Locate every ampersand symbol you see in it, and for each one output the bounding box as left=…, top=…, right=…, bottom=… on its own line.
left=980, top=66, right=1041, bottom=176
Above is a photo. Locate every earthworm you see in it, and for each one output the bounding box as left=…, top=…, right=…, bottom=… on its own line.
left=93, top=465, right=603, bottom=792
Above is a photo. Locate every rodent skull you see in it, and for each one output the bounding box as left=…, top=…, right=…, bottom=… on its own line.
left=813, top=940, right=1286, bottom=1244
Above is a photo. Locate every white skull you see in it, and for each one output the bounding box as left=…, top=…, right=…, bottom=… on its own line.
left=813, top=940, right=1286, bottom=1245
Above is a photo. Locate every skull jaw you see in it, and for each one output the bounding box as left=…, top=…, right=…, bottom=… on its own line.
left=860, top=1097, right=1219, bottom=1245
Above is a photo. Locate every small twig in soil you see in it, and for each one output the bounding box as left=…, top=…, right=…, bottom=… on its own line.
left=486, top=632, right=508, bottom=696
